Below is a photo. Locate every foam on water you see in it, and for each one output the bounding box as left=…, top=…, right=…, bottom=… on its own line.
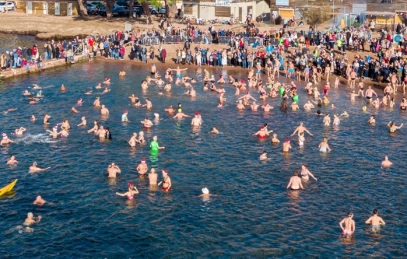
left=13, top=133, right=57, bottom=144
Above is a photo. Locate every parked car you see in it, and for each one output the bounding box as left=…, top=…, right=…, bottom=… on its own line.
left=0, top=2, right=16, bottom=12
left=112, top=5, right=129, bottom=16
left=149, top=7, right=158, bottom=14
left=158, top=7, right=166, bottom=14
left=86, top=3, right=98, bottom=15
left=133, top=6, right=143, bottom=17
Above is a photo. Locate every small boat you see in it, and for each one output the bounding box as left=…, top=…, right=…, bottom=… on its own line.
left=0, top=179, right=17, bottom=196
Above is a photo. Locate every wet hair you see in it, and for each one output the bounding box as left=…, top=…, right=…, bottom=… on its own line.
left=348, top=212, right=353, bottom=217
left=373, top=209, right=378, bottom=215
left=317, top=110, right=321, bottom=115
left=293, top=170, right=299, bottom=176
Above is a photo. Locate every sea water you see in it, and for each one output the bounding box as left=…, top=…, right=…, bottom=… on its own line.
left=0, top=61, right=406, bottom=258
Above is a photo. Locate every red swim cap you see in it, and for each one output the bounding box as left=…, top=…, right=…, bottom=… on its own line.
left=128, top=182, right=133, bottom=187
left=141, top=158, right=146, bottom=162
left=162, top=169, right=168, bottom=174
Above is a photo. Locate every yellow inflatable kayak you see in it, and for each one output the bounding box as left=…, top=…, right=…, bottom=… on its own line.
left=0, top=179, right=17, bottom=196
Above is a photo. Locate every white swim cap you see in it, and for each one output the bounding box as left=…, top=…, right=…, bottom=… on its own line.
left=27, top=212, right=33, bottom=217
left=139, top=131, right=144, bottom=135
left=154, top=113, right=159, bottom=118
left=202, top=187, right=209, bottom=194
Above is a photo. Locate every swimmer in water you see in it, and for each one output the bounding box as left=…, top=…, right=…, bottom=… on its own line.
left=287, top=171, right=304, bottom=190
left=0, top=133, right=14, bottom=146
left=43, top=114, right=51, bottom=125
left=340, top=111, right=349, bottom=117
left=259, top=151, right=268, bottom=161
left=32, top=84, right=42, bottom=89
left=29, top=162, right=50, bottom=173
left=173, top=111, right=190, bottom=120
left=77, top=98, right=83, bottom=105
left=149, top=168, right=158, bottom=189
left=87, top=120, right=99, bottom=134
left=141, top=118, right=153, bottom=128
left=138, top=131, right=145, bottom=144
left=300, top=164, right=317, bottom=181
left=61, top=120, right=70, bottom=130
left=236, top=100, right=245, bottom=110
left=283, top=138, right=292, bottom=152
left=211, top=126, right=219, bottom=134
left=128, top=133, right=140, bottom=147
left=23, top=212, right=42, bottom=226
left=97, top=126, right=106, bottom=139
left=7, top=155, right=18, bottom=165
left=60, top=85, right=66, bottom=92
left=158, top=169, right=171, bottom=192
left=119, top=69, right=126, bottom=76
left=291, top=122, right=313, bottom=136
left=150, top=136, right=165, bottom=152
left=250, top=101, right=259, bottom=111
left=387, top=121, right=403, bottom=133
left=107, top=163, right=121, bottom=178
left=365, top=209, right=385, bottom=231
left=93, top=97, right=100, bottom=107
left=103, top=77, right=111, bottom=84
left=333, top=114, right=340, bottom=126
left=71, top=107, right=79, bottom=113
left=14, top=127, right=26, bottom=136
left=253, top=125, right=273, bottom=139
left=339, top=212, right=355, bottom=239
left=318, top=138, right=331, bottom=152
left=165, top=105, right=175, bottom=114
left=136, top=158, right=148, bottom=177
left=102, top=87, right=110, bottom=93
left=381, top=156, right=393, bottom=167
left=368, top=115, right=375, bottom=124
left=129, top=94, right=138, bottom=103
left=271, top=134, right=280, bottom=144
left=77, top=116, right=87, bottom=127
left=31, top=115, right=36, bottom=122
left=116, top=182, right=139, bottom=200
left=33, top=196, right=46, bottom=206
left=85, top=90, right=92, bottom=95
left=191, top=113, right=202, bottom=126
left=199, top=187, right=214, bottom=198
left=46, top=126, right=60, bottom=139
left=95, top=83, right=102, bottom=89
left=100, top=105, right=109, bottom=115
left=164, top=84, right=172, bottom=92
left=122, top=110, right=129, bottom=122
left=143, top=98, right=153, bottom=109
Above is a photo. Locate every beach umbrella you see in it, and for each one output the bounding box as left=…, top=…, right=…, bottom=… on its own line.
left=393, top=34, right=402, bottom=44
left=340, top=19, right=346, bottom=29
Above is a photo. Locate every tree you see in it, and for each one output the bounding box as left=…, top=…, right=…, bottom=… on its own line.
left=128, top=0, right=134, bottom=18
left=301, top=7, right=332, bottom=29
left=77, top=0, right=88, bottom=16
left=104, top=0, right=115, bottom=19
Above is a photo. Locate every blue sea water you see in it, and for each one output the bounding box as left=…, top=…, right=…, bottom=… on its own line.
left=0, top=59, right=407, bottom=258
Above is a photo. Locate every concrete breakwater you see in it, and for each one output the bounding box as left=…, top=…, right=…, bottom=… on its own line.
left=0, top=54, right=88, bottom=80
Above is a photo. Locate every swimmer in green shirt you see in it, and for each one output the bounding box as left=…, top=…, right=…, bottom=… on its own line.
left=150, top=136, right=165, bottom=152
